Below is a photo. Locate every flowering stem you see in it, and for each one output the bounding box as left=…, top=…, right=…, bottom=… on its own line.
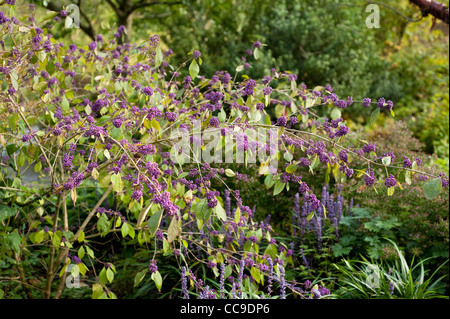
left=251, top=123, right=439, bottom=178
left=10, top=98, right=55, bottom=181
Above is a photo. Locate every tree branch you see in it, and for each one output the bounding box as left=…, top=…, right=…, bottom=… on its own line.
left=105, top=0, right=121, bottom=17
left=77, top=7, right=97, bottom=41
left=44, top=1, right=97, bottom=41
left=366, top=1, right=423, bottom=23
left=130, top=0, right=182, bottom=13
left=51, top=185, right=113, bottom=299
left=408, top=0, right=449, bottom=24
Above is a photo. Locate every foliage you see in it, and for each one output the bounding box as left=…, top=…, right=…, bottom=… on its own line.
left=340, top=120, right=449, bottom=259
left=379, top=20, right=449, bottom=168
left=33, top=0, right=450, bottom=166
left=330, top=240, right=449, bottom=299
left=0, top=1, right=448, bottom=300
left=332, top=207, right=400, bottom=260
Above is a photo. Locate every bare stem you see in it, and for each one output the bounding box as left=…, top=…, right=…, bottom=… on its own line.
left=43, top=193, right=63, bottom=299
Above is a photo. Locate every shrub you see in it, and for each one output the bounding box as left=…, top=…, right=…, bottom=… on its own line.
left=339, top=120, right=449, bottom=259
left=0, top=2, right=447, bottom=300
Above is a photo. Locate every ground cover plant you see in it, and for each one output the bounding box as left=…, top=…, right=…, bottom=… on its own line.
left=0, top=1, right=448, bottom=300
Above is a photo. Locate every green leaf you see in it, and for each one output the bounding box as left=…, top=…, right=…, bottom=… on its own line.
left=40, top=11, right=59, bottom=23
left=253, top=47, right=260, bottom=60
left=52, top=231, right=61, bottom=248
left=189, top=59, right=200, bottom=79
left=92, top=283, right=104, bottom=299
left=34, top=229, right=44, bottom=244
left=309, top=154, right=319, bottom=172
left=147, top=209, right=163, bottom=236
left=121, top=223, right=130, bottom=238
left=162, top=238, right=170, bottom=252
left=387, top=186, right=395, bottom=196
left=283, top=151, right=293, bottom=162
left=0, top=205, right=16, bottom=223
left=98, top=268, right=108, bottom=284
left=78, top=230, right=85, bottom=243
left=60, top=96, right=70, bottom=111
left=17, top=151, right=25, bottom=168
left=264, top=244, right=277, bottom=259
left=369, top=108, right=380, bottom=126
left=151, top=271, right=163, bottom=291
left=46, top=59, right=55, bottom=74
left=97, top=214, right=111, bottom=237
left=264, top=174, right=275, bottom=189
left=250, top=266, right=261, bottom=283
left=91, top=167, right=99, bottom=180
left=382, top=156, right=391, bottom=166
left=405, top=171, right=412, bottom=185
left=325, top=163, right=331, bottom=185
left=273, top=181, right=285, bottom=196
left=85, top=104, right=92, bottom=115
left=167, top=216, right=180, bottom=243
left=71, top=265, right=80, bottom=278
left=111, top=173, right=124, bottom=193
left=78, top=263, right=87, bottom=276
left=106, top=268, right=114, bottom=283
left=150, top=118, right=160, bottom=131
left=225, top=168, right=235, bottom=177
left=307, top=211, right=315, bottom=221
left=330, top=107, right=341, bottom=120
left=213, top=200, right=227, bottom=221
left=10, top=71, right=18, bottom=91
left=2, top=78, right=8, bottom=91
left=134, top=269, right=147, bottom=287
left=154, top=43, right=163, bottom=68
left=243, top=239, right=252, bottom=252
left=2, top=34, right=13, bottom=51
left=86, top=246, right=95, bottom=258
left=101, top=21, right=111, bottom=30
left=218, top=108, right=226, bottom=122
left=4, top=230, right=21, bottom=253
left=234, top=207, right=241, bottom=224
left=286, top=164, right=298, bottom=173
left=34, top=161, right=42, bottom=173
left=8, top=113, right=18, bottom=131
left=275, top=103, right=284, bottom=119
left=423, top=177, right=442, bottom=200
left=128, top=225, right=135, bottom=239
left=195, top=198, right=211, bottom=221
left=78, top=246, right=85, bottom=259
left=273, top=181, right=285, bottom=195
left=332, top=243, right=352, bottom=257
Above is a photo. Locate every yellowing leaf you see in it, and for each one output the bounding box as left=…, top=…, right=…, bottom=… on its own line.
left=214, top=200, right=227, bottom=221
left=167, top=215, right=181, bottom=243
